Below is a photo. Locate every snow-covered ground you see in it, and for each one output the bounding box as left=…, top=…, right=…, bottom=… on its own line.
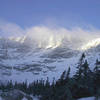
left=78, top=97, right=100, bottom=100
left=0, top=89, right=39, bottom=100
left=0, top=96, right=100, bottom=100
left=0, top=96, right=39, bottom=100
left=22, top=96, right=39, bottom=100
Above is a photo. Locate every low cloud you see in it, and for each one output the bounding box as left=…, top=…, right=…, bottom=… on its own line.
left=0, top=20, right=100, bottom=49
left=26, top=25, right=100, bottom=42
left=25, top=26, right=100, bottom=49
left=0, top=21, right=25, bottom=37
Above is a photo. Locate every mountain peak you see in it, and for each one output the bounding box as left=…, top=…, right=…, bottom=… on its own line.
left=81, top=38, right=100, bottom=50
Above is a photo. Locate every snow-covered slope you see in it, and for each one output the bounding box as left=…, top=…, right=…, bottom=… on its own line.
left=0, top=36, right=100, bottom=83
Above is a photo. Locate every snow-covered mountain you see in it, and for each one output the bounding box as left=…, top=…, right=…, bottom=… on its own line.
left=0, top=36, right=100, bottom=83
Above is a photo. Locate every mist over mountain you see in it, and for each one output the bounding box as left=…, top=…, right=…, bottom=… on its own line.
left=0, top=0, right=100, bottom=99
left=0, top=26, right=100, bottom=83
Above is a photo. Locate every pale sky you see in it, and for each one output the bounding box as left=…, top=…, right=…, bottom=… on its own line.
left=0, top=0, right=100, bottom=37
left=0, top=0, right=100, bottom=28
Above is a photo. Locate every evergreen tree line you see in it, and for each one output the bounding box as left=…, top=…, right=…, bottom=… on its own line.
left=0, top=53, right=100, bottom=100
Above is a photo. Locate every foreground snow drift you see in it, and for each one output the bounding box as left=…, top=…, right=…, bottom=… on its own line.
left=78, top=97, right=100, bottom=100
